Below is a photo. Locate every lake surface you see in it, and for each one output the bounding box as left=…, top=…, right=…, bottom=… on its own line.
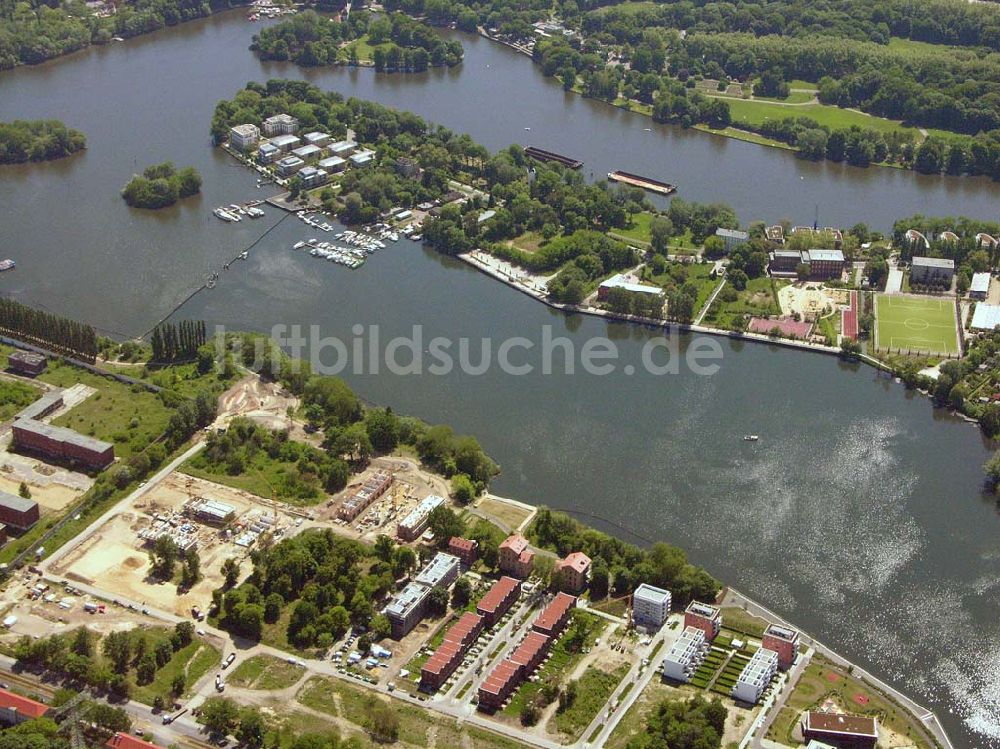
left=1, top=13, right=999, bottom=747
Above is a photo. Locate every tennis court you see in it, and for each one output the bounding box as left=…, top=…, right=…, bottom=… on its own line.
left=874, top=294, right=959, bottom=356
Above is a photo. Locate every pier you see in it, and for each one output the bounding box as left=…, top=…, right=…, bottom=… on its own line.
left=523, top=146, right=583, bottom=169
left=607, top=170, right=676, bottom=195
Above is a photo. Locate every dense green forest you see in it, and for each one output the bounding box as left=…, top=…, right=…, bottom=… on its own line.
left=252, top=9, right=463, bottom=71
left=121, top=161, right=201, bottom=208
left=0, top=119, right=85, bottom=163
left=0, top=0, right=247, bottom=69
left=150, top=319, right=207, bottom=362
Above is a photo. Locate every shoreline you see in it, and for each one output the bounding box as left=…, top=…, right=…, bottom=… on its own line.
left=476, top=491, right=955, bottom=749
left=475, top=30, right=923, bottom=174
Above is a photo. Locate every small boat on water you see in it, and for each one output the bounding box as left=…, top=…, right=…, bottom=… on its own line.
left=743, top=435, right=759, bottom=442
left=0, top=259, right=15, bottom=272
left=213, top=207, right=238, bottom=222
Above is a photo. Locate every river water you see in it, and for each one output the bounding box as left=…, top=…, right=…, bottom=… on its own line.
left=1, top=13, right=999, bottom=747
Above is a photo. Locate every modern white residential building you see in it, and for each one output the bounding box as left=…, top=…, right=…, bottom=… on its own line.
left=229, top=123, right=260, bottom=152
left=263, top=113, right=299, bottom=136
left=632, top=583, right=671, bottom=630
left=732, top=647, right=779, bottom=704
left=397, top=494, right=445, bottom=541
left=661, top=626, right=708, bottom=682
left=269, top=134, right=301, bottom=153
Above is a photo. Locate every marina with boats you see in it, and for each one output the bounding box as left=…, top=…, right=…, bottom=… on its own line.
left=290, top=210, right=422, bottom=270
left=213, top=201, right=267, bottom=222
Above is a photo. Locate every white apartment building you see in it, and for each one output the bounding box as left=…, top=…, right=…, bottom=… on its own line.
left=662, top=626, right=708, bottom=682
left=732, top=647, right=779, bottom=704
left=632, top=583, right=671, bottom=629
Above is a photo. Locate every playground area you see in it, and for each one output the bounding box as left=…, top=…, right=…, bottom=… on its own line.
left=874, top=294, right=959, bottom=357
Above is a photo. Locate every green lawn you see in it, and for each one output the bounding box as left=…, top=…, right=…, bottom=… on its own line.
left=0, top=378, right=42, bottom=420
left=719, top=607, right=770, bottom=638
left=641, top=261, right=719, bottom=315
left=874, top=294, right=959, bottom=356
left=504, top=611, right=605, bottom=717
left=550, top=663, right=630, bottom=739
left=42, top=361, right=173, bottom=459
left=228, top=654, right=305, bottom=690
left=721, top=97, right=920, bottom=138
left=613, top=212, right=655, bottom=244
left=341, top=34, right=392, bottom=63
left=181, top=450, right=329, bottom=506
left=703, top=276, right=787, bottom=330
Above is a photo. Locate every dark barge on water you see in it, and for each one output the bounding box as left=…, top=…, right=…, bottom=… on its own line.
left=607, top=170, right=676, bottom=195
left=524, top=146, right=583, bottom=169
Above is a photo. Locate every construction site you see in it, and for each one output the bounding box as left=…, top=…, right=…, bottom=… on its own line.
left=49, top=471, right=293, bottom=617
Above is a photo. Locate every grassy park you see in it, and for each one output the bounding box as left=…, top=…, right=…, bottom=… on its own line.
left=228, top=655, right=306, bottom=690
left=874, top=294, right=959, bottom=356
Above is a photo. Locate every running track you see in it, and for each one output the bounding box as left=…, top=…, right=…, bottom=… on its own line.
left=842, top=290, right=859, bottom=339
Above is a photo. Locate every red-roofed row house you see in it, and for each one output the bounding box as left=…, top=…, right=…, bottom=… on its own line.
left=477, top=593, right=578, bottom=711
left=476, top=575, right=520, bottom=627
left=420, top=611, right=485, bottom=690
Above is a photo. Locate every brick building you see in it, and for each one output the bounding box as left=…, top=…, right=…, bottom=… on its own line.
left=0, top=688, right=49, bottom=725
left=7, top=350, right=46, bottom=376
left=801, top=713, right=878, bottom=749
left=0, top=490, right=39, bottom=531
left=532, top=592, right=576, bottom=637
left=683, top=601, right=722, bottom=642
left=498, top=534, right=534, bottom=578
left=476, top=576, right=520, bottom=627
left=12, top=419, right=114, bottom=470
left=448, top=537, right=478, bottom=567
left=762, top=623, right=800, bottom=670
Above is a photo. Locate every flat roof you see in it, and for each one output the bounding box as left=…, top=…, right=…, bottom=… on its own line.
left=269, top=134, right=300, bottom=146
left=16, top=391, right=63, bottom=421
left=686, top=601, right=720, bottom=619
left=764, top=623, right=799, bottom=642
left=805, top=249, right=844, bottom=263
left=599, top=273, right=662, bottom=296
left=385, top=582, right=429, bottom=618
left=972, top=272, right=991, bottom=293
left=633, top=583, right=670, bottom=604
left=399, top=494, right=444, bottom=530
left=292, top=144, right=322, bottom=156
left=804, top=712, right=878, bottom=738
left=415, top=553, right=460, bottom=588
left=258, top=142, right=279, bottom=153
left=716, top=228, right=748, bottom=240
left=230, top=124, right=258, bottom=135
left=971, top=304, right=1000, bottom=330
left=0, top=488, right=41, bottom=513
left=912, top=256, right=954, bottom=269
left=9, top=350, right=45, bottom=364
left=14, top=418, right=113, bottom=454
left=318, top=156, right=346, bottom=168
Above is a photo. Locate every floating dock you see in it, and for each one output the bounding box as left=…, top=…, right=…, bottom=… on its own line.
left=524, top=146, right=583, bottom=169
left=607, top=170, right=676, bottom=195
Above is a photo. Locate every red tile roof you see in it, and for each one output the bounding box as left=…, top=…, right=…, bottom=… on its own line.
left=422, top=640, right=463, bottom=676
left=0, top=689, right=49, bottom=719
left=106, top=734, right=162, bottom=749
left=443, top=612, right=484, bottom=647
left=558, top=552, right=591, bottom=573
left=449, top=537, right=477, bottom=552
left=477, top=576, right=520, bottom=616
left=499, top=534, right=528, bottom=554
left=480, top=659, right=521, bottom=697
left=533, top=592, right=576, bottom=633
left=509, top=631, right=549, bottom=669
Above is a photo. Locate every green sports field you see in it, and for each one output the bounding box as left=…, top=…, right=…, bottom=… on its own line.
left=874, top=294, right=959, bottom=356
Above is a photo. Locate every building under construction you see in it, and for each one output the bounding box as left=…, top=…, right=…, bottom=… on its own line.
left=338, top=469, right=393, bottom=522
left=185, top=498, right=236, bottom=526
left=138, top=516, right=199, bottom=553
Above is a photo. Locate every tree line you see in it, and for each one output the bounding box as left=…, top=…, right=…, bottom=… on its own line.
left=529, top=506, right=720, bottom=606
left=150, top=319, right=207, bottom=362
left=0, top=0, right=244, bottom=70
left=0, top=297, right=98, bottom=360
left=0, top=119, right=85, bottom=164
